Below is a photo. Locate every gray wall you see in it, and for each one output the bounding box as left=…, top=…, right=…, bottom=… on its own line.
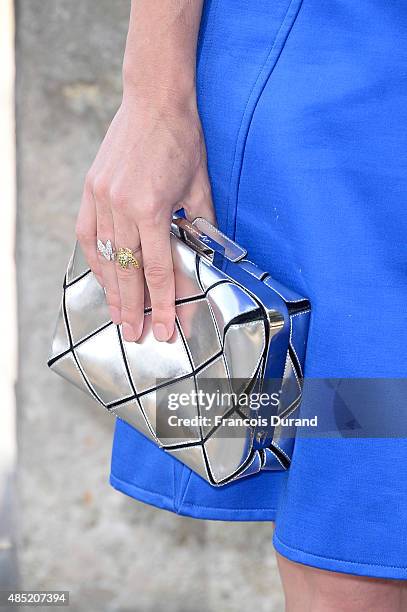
left=15, top=2, right=284, bottom=610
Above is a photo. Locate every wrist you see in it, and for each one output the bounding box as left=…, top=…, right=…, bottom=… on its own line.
left=122, top=61, right=197, bottom=112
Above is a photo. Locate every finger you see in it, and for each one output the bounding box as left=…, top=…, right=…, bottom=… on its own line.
left=138, top=214, right=175, bottom=342
left=112, top=213, right=145, bottom=342
left=75, top=180, right=103, bottom=286
left=95, top=200, right=122, bottom=325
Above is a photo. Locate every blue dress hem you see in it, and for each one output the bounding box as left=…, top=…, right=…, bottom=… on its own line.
left=273, top=533, right=407, bottom=581
left=109, top=472, right=277, bottom=522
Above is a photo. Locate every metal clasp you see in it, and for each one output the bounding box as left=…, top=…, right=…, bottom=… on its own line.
left=171, top=216, right=220, bottom=261
left=171, top=214, right=248, bottom=263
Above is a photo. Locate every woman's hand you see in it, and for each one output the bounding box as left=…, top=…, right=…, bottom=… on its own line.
left=75, top=89, right=216, bottom=343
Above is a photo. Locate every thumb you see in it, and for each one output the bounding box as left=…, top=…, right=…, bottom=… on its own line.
left=181, top=165, right=218, bottom=228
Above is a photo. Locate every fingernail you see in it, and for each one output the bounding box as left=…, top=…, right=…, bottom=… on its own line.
left=122, top=322, right=136, bottom=342
left=110, top=307, right=121, bottom=324
left=153, top=322, right=170, bottom=342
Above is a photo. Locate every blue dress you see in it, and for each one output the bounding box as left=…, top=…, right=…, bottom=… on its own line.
left=109, top=0, right=407, bottom=579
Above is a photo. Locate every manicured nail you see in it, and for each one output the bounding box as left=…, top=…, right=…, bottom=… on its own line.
left=110, top=307, right=121, bottom=324
left=153, top=322, right=170, bottom=342
left=122, top=322, right=136, bottom=342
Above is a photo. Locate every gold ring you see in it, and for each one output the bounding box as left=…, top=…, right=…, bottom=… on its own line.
left=116, top=247, right=142, bottom=270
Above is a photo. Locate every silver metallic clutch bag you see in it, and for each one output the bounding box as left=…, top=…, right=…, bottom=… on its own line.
left=48, top=215, right=311, bottom=486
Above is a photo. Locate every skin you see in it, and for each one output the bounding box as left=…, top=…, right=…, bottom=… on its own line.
left=276, top=553, right=407, bottom=611
left=75, top=1, right=406, bottom=609
left=76, top=0, right=216, bottom=343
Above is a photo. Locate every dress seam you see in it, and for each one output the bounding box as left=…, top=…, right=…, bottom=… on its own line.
left=196, top=0, right=220, bottom=101
left=225, top=0, right=304, bottom=241
left=177, top=469, right=193, bottom=512
left=181, top=500, right=277, bottom=512
left=110, top=472, right=173, bottom=503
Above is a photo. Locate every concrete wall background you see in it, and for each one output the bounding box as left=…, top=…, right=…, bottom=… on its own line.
left=15, top=2, right=284, bottom=610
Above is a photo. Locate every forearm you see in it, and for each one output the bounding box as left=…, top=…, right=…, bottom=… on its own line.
left=122, top=0, right=204, bottom=105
